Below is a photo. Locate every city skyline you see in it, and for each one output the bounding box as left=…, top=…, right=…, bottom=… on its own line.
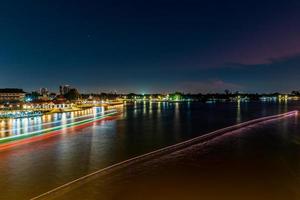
left=2, top=1, right=300, bottom=199
left=1, top=0, right=300, bottom=93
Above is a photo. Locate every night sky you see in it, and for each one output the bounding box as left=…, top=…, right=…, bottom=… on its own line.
left=1, top=0, right=300, bottom=93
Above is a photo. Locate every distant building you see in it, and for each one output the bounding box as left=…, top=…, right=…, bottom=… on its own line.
left=40, top=88, right=49, bottom=96
left=0, top=88, right=26, bottom=102
left=59, top=85, right=71, bottom=95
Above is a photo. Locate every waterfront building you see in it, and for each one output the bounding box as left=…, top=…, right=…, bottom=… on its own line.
left=38, top=94, right=50, bottom=101
left=54, top=95, right=67, bottom=103
left=0, top=88, right=26, bottom=102
left=23, top=102, right=73, bottom=110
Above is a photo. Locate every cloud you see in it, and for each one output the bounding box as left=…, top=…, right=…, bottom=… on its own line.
left=208, top=53, right=300, bottom=93
left=177, top=80, right=243, bottom=93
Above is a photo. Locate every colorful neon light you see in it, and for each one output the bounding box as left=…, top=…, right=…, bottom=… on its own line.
left=0, top=115, right=119, bottom=151
left=0, top=110, right=119, bottom=144
left=0, top=109, right=112, bottom=133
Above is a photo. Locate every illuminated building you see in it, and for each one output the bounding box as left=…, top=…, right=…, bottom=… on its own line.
left=24, top=102, right=72, bottom=109
left=0, top=88, right=26, bottom=102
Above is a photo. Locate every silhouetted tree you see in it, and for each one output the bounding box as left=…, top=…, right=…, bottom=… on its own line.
left=64, top=89, right=81, bottom=101
left=224, top=89, right=230, bottom=95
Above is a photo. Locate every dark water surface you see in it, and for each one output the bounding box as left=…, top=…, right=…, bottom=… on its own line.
left=59, top=113, right=300, bottom=200
left=0, top=101, right=299, bottom=199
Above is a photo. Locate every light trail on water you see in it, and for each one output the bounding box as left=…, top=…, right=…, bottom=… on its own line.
left=0, top=108, right=106, bottom=133
left=0, top=109, right=120, bottom=149
left=30, top=110, right=298, bottom=200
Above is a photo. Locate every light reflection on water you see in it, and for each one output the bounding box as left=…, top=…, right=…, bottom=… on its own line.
left=65, top=115, right=300, bottom=200
left=0, top=107, right=105, bottom=138
left=0, top=102, right=299, bottom=199
left=236, top=100, right=241, bottom=123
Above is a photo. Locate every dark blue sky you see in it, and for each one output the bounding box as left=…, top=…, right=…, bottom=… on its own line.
left=1, top=0, right=300, bottom=93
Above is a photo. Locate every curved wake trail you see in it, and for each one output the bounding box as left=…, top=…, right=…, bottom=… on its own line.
left=31, top=110, right=298, bottom=200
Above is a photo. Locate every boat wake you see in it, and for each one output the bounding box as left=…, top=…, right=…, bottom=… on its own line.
left=31, top=110, right=298, bottom=200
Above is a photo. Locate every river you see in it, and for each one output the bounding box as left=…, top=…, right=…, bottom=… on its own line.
left=0, top=101, right=299, bottom=199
